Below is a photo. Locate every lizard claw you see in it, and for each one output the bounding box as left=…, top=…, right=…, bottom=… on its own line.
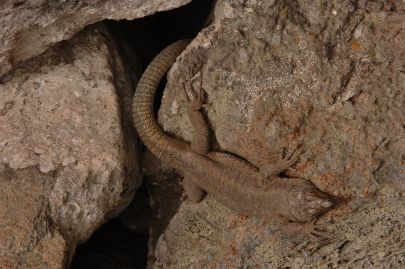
left=284, top=219, right=334, bottom=256
left=285, top=144, right=304, bottom=166
left=286, top=219, right=333, bottom=256
left=260, top=143, right=304, bottom=176
left=284, top=219, right=329, bottom=240
left=302, top=219, right=329, bottom=240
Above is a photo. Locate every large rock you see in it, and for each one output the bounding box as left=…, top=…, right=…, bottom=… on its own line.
left=153, top=0, right=405, bottom=267
left=0, top=0, right=191, bottom=76
left=0, top=24, right=140, bottom=268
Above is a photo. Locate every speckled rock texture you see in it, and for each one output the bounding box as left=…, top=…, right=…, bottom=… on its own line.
left=152, top=0, right=405, bottom=267
left=0, top=0, right=192, bottom=76
left=0, top=24, right=140, bottom=268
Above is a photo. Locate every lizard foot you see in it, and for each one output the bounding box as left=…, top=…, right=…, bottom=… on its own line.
left=300, top=219, right=330, bottom=241
left=291, top=235, right=333, bottom=256
left=260, top=143, right=303, bottom=177
left=282, top=219, right=334, bottom=256
left=182, top=69, right=204, bottom=111
left=283, top=219, right=333, bottom=256
left=282, top=219, right=330, bottom=240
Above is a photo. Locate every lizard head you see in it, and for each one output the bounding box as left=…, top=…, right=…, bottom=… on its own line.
left=286, top=179, right=334, bottom=222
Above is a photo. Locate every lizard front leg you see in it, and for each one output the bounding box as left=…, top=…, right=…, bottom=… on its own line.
left=281, top=218, right=329, bottom=239
left=260, top=143, right=303, bottom=177
left=181, top=72, right=209, bottom=202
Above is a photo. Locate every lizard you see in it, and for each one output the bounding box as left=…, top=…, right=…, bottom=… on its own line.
left=132, top=39, right=335, bottom=238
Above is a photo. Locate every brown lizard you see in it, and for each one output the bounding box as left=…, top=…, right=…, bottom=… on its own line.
left=132, top=40, right=334, bottom=237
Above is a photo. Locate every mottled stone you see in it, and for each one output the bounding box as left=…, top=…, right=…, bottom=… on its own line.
left=0, top=24, right=140, bottom=267
left=0, top=0, right=191, bottom=75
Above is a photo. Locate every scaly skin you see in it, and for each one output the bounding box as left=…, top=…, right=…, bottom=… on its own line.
left=132, top=40, right=334, bottom=233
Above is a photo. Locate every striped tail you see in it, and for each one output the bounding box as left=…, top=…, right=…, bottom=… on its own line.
left=132, top=40, right=190, bottom=159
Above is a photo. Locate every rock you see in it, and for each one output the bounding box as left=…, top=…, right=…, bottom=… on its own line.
left=0, top=168, right=67, bottom=269
left=153, top=185, right=405, bottom=268
left=0, top=23, right=140, bottom=267
left=153, top=0, right=405, bottom=267
left=0, top=0, right=192, bottom=76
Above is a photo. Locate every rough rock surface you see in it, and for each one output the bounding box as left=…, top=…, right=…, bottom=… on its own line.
left=0, top=0, right=191, bottom=76
left=153, top=0, right=405, bottom=267
left=0, top=24, right=140, bottom=268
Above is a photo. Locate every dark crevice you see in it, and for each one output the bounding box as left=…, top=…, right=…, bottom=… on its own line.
left=109, top=0, right=213, bottom=70
left=70, top=218, right=149, bottom=269
left=70, top=0, right=213, bottom=268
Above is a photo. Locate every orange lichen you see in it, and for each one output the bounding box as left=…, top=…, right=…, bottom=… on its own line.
left=322, top=204, right=352, bottom=221
left=351, top=41, right=362, bottom=51
left=228, top=244, right=238, bottom=256
left=316, top=172, right=346, bottom=197
left=227, top=213, right=250, bottom=227
left=308, top=32, right=318, bottom=39
left=294, top=159, right=315, bottom=173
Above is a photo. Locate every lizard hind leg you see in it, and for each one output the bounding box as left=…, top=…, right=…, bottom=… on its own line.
left=182, top=72, right=204, bottom=111
left=182, top=70, right=210, bottom=155
left=181, top=69, right=209, bottom=202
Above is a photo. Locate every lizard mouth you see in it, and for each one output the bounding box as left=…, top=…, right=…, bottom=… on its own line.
left=287, top=181, right=334, bottom=222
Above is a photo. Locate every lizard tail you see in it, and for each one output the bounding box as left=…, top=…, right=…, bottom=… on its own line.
left=132, top=39, right=190, bottom=159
